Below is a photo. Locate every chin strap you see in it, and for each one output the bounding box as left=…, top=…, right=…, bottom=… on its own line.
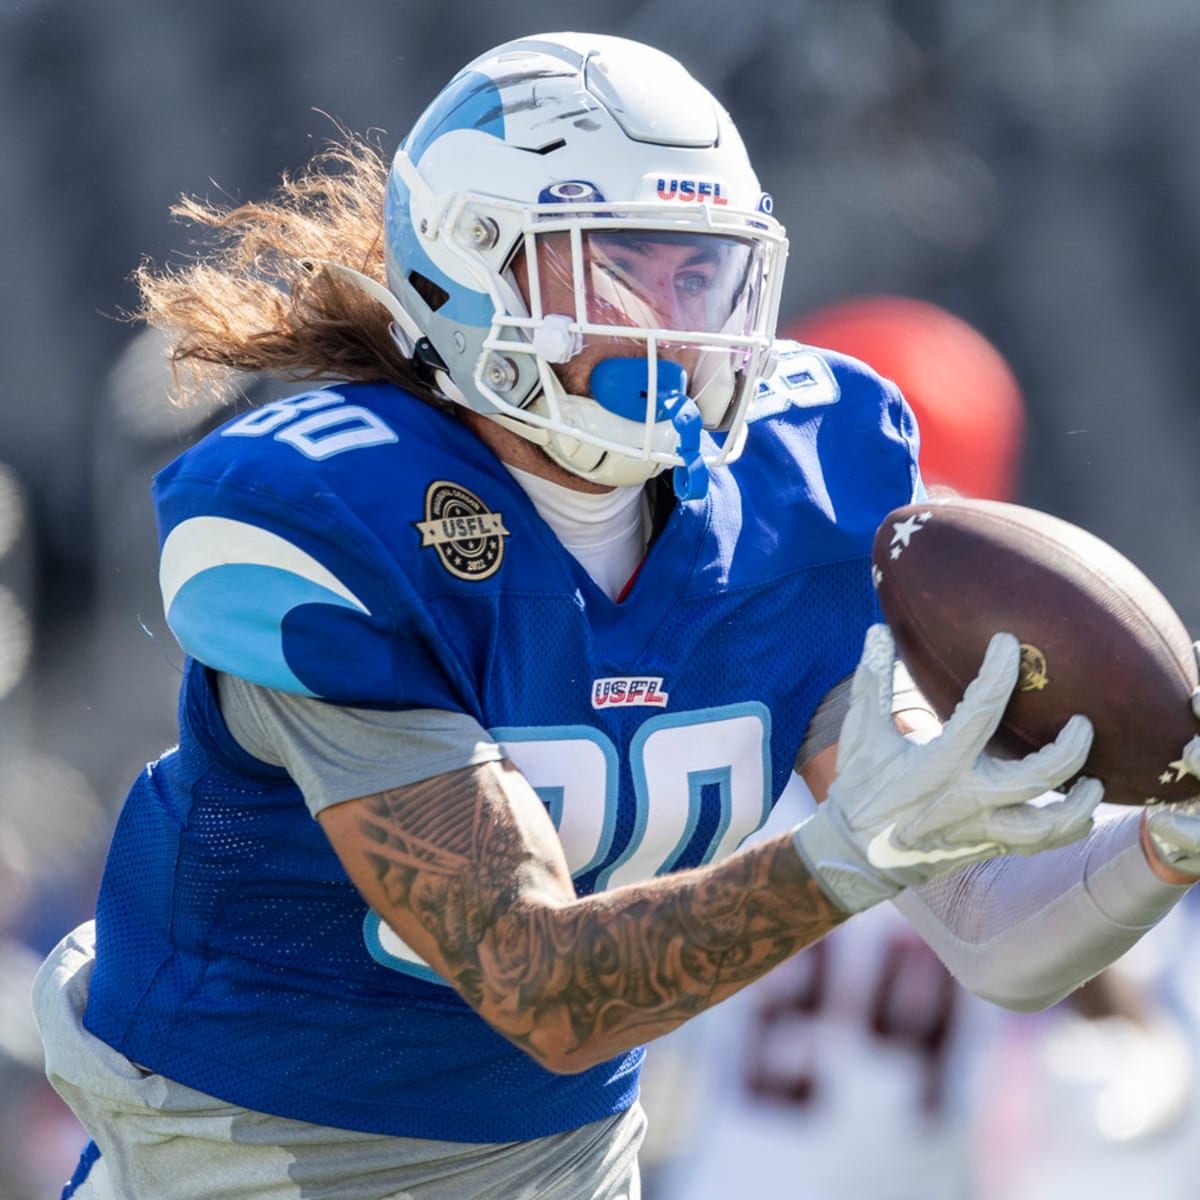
left=297, top=258, right=423, bottom=357
left=298, top=257, right=474, bottom=409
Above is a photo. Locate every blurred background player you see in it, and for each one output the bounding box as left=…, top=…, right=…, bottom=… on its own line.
left=788, top=296, right=1024, bottom=501
left=648, top=296, right=1199, bottom=1200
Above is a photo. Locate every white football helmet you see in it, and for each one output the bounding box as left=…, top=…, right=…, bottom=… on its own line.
left=380, top=32, right=788, bottom=499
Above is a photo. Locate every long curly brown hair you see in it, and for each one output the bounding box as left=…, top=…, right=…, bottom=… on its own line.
left=132, top=129, right=433, bottom=407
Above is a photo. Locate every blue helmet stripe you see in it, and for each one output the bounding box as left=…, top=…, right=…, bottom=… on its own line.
left=404, top=70, right=505, bottom=164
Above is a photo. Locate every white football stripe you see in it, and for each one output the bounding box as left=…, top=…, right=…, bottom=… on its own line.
left=159, top=516, right=368, bottom=613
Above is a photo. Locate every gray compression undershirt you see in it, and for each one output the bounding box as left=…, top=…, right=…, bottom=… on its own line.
left=215, top=672, right=503, bottom=815
left=797, top=661, right=929, bottom=768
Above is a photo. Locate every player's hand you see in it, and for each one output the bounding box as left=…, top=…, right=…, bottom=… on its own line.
left=1143, top=643, right=1200, bottom=880
left=792, top=623, right=1103, bottom=913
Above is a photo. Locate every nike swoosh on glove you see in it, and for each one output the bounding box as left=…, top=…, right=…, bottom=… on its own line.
left=792, top=623, right=1104, bottom=913
left=1144, top=642, right=1200, bottom=877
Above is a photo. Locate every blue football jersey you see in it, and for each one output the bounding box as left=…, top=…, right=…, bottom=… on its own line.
left=83, top=344, right=921, bottom=1142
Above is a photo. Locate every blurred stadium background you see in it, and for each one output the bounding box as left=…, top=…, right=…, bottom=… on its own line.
left=2, top=1, right=1200, bottom=1196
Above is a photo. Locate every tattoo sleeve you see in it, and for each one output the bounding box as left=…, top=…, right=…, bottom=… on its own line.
left=319, top=758, right=848, bottom=1072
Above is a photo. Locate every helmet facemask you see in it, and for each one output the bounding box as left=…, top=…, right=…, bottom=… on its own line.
left=490, top=208, right=784, bottom=496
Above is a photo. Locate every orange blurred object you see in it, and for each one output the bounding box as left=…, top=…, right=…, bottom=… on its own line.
left=787, top=296, right=1026, bottom=501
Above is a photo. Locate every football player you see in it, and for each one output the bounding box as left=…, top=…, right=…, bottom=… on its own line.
left=32, top=33, right=1200, bottom=1200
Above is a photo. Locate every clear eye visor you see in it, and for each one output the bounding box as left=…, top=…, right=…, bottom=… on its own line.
left=524, top=227, right=763, bottom=342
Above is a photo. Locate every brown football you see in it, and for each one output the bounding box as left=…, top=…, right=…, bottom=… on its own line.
left=872, top=498, right=1199, bottom=806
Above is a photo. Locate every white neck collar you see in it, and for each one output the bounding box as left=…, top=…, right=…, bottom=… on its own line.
left=504, top=464, right=649, bottom=601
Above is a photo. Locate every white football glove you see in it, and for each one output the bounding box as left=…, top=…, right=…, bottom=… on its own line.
left=1144, top=643, right=1200, bottom=877
left=792, top=623, right=1104, bottom=913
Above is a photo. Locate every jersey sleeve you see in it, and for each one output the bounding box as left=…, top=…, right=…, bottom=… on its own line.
left=151, top=428, right=474, bottom=713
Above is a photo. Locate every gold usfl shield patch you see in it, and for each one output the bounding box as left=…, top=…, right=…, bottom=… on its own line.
left=414, top=481, right=510, bottom=580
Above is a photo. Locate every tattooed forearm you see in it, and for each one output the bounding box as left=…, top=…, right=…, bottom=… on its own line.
left=323, top=759, right=848, bottom=1072
left=476, top=838, right=847, bottom=1067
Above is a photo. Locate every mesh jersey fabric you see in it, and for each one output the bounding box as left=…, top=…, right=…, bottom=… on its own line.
left=82, top=344, right=921, bottom=1141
